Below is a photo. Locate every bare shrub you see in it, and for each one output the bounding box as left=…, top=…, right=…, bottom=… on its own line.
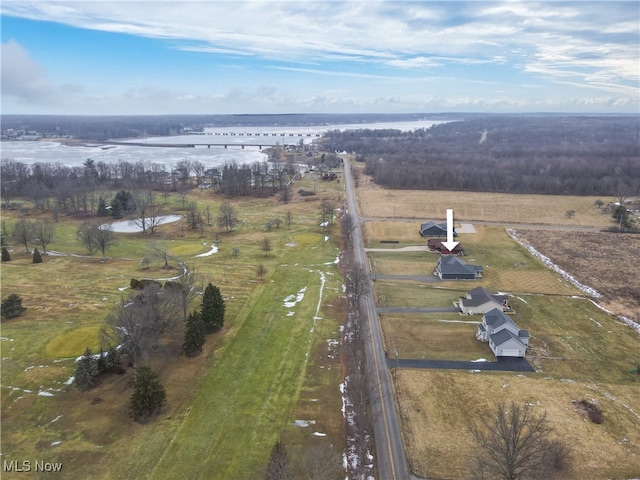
left=573, top=399, right=604, bottom=424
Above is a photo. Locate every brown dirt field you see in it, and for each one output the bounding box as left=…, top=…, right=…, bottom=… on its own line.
left=356, top=187, right=612, bottom=227
left=514, top=230, right=640, bottom=322
left=395, top=369, right=640, bottom=480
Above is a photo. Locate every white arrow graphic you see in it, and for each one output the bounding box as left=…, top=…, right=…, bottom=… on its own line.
left=442, top=208, right=459, bottom=252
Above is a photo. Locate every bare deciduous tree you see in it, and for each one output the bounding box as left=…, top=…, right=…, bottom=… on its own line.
left=469, top=402, right=571, bottom=480
left=150, top=239, right=173, bottom=269
left=262, top=237, right=272, bottom=257
left=218, top=202, right=238, bottom=232
left=13, top=218, right=35, bottom=253
left=33, top=219, right=55, bottom=253
left=320, top=198, right=335, bottom=226
left=102, top=283, right=179, bottom=367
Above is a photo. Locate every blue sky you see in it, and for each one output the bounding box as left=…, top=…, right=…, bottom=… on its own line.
left=1, top=1, right=638, bottom=114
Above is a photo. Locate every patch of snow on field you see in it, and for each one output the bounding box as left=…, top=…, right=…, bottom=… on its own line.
left=38, top=390, right=54, bottom=397
left=313, top=432, right=327, bottom=437
left=507, top=229, right=603, bottom=298
left=472, top=358, right=488, bottom=362
left=516, top=296, right=528, bottom=304
left=195, top=244, right=219, bottom=257
left=283, top=287, right=307, bottom=308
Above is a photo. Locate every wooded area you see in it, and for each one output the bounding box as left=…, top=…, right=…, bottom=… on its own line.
left=323, top=116, right=640, bottom=196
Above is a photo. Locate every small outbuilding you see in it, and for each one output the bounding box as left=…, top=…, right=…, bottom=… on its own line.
left=427, top=238, right=464, bottom=255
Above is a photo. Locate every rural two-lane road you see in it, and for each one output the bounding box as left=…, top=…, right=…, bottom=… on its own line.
left=343, top=158, right=411, bottom=480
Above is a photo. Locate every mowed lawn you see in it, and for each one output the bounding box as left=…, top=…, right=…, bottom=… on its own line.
left=1, top=177, right=347, bottom=479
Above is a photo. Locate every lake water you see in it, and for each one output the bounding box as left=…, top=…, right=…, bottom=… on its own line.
left=1, top=119, right=446, bottom=169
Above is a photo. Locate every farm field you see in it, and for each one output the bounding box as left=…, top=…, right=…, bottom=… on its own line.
left=0, top=173, right=347, bottom=479
left=513, top=229, right=640, bottom=322
left=359, top=182, right=640, bottom=479
left=354, top=168, right=614, bottom=227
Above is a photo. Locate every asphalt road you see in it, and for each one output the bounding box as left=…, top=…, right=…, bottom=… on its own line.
left=344, top=158, right=410, bottom=480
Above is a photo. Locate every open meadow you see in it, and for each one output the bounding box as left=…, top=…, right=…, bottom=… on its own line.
left=1, top=173, right=347, bottom=479
left=354, top=163, right=615, bottom=228
left=359, top=180, right=640, bottom=479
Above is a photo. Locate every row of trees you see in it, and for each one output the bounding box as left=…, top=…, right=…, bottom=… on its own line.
left=1, top=156, right=298, bottom=218
left=323, top=116, right=640, bottom=196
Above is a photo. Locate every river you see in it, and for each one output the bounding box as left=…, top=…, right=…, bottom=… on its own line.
left=0, top=119, right=447, bottom=169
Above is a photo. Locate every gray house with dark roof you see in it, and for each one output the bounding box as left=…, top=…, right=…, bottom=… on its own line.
left=419, top=221, right=457, bottom=238
left=459, top=287, right=511, bottom=314
left=476, top=308, right=529, bottom=357
left=436, top=256, right=483, bottom=280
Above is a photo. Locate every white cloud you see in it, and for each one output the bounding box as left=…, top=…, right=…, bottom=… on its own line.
left=1, top=40, right=55, bottom=104
left=1, top=1, right=638, bottom=114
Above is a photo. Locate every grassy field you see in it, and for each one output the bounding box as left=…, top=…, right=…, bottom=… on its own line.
left=395, top=369, right=640, bottom=480
left=355, top=180, right=613, bottom=227
left=1, top=173, right=347, bottom=479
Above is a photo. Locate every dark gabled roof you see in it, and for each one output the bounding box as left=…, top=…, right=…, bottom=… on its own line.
left=463, top=287, right=507, bottom=307
left=428, top=238, right=464, bottom=252
left=420, top=221, right=458, bottom=237
left=490, top=329, right=526, bottom=348
left=483, top=308, right=514, bottom=329
left=420, top=221, right=446, bottom=232
left=438, top=256, right=481, bottom=275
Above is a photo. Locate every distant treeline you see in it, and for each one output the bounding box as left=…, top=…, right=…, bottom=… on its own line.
left=1, top=113, right=458, bottom=141
left=323, top=116, right=640, bottom=196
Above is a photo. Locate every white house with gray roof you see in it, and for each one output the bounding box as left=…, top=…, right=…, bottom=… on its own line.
left=476, top=308, right=529, bottom=357
left=459, top=287, right=512, bottom=314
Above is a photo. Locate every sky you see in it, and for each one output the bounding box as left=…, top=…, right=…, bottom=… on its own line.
left=1, top=1, right=639, bottom=115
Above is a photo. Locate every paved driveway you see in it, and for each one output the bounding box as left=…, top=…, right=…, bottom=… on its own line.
left=375, top=274, right=441, bottom=282
left=377, top=307, right=460, bottom=314
left=387, top=356, right=535, bottom=372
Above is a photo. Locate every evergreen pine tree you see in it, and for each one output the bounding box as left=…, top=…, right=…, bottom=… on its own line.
left=1, top=293, right=26, bottom=319
left=96, top=347, right=108, bottom=374
left=1, top=246, right=10, bottom=262
left=128, top=366, right=167, bottom=423
left=74, top=348, right=98, bottom=392
left=106, top=346, right=122, bottom=370
left=183, top=310, right=206, bottom=357
left=32, top=247, right=43, bottom=263
left=264, top=440, right=292, bottom=480
left=201, top=283, right=226, bottom=333
left=97, top=197, right=109, bottom=216
left=110, top=198, right=124, bottom=218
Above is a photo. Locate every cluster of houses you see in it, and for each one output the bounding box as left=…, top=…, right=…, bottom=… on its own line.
left=419, top=220, right=530, bottom=358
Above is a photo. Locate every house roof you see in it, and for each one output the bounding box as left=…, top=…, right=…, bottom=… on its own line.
left=462, top=287, right=507, bottom=307
left=490, top=329, right=526, bottom=348
left=438, top=256, right=482, bottom=276
left=420, top=221, right=458, bottom=237
left=484, top=308, right=515, bottom=329
left=427, top=238, right=464, bottom=251
left=420, top=221, right=446, bottom=232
